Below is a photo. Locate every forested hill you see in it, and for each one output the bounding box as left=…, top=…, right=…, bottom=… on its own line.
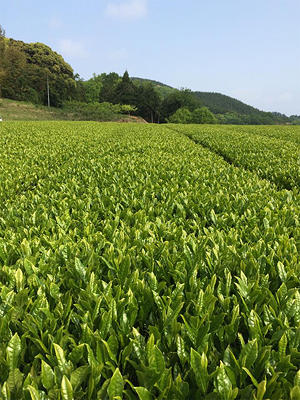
left=0, top=36, right=76, bottom=107
left=131, top=77, right=174, bottom=98
left=193, top=92, right=262, bottom=115
left=132, top=77, right=272, bottom=117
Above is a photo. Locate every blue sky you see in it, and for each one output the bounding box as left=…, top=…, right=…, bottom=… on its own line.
left=0, top=0, right=299, bottom=115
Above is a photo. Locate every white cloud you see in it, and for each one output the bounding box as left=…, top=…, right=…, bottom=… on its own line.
left=108, top=48, right=130, bottom=62
left=105, top=0, right=148, bottom=20
left=57, top=39, right=88, bottom=59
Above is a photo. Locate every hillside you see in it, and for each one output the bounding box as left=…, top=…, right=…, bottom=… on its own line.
left=0, top=99, right=146, bottom=122
left=0, top=99, right=67, bottom=121
left=193, top=91, right=263, bottom=115
left=131, top=77, right=175, bottom=98
left=132, top=77, right=268, bottom=116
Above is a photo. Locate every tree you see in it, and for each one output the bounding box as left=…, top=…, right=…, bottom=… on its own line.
left=98, top=72, right=120, bottom=104
left=0, top=26, right=6, bottom=97
left=191, top=107, right=217, bottom=124
left=115, top=70, right=138, bottom=106
left=161, top=89, right=202, bottom=122
left=137, top=82, right=162, bottom=123
left=119, top=104, right=138, bottom=115
left=84, top=73, right=103, bottom=103
left=168, top=108, right=192, bottom=124
left=1, top=45, right=27, bottom=100
left=0, top=37, right=76, bottom=106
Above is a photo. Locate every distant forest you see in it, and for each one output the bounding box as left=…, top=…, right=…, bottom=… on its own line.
left=0, top=26, right=299, bottom=125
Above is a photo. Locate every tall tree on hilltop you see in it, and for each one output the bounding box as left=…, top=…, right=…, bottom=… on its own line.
left=115, top=71, right=138, bottom=106
left=98, top=72, right=120, bottom=104
left=137, top=82, right=162, bottom=123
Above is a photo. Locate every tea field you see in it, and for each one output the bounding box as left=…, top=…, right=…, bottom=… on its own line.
left=0, top=122, right=300, bottom=400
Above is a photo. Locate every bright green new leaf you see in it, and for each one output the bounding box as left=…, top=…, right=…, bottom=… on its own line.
left=27, top=385, right=42, bottom=400
left=70, top=366, right=91, bottom=390
left=107, top=368, right=124, bottom=400
left=291, top=387, right=300, bottom=400
left=278, top=333, right=287, bottom=360
left=190, top=348, right=208, bottom=393
left=61, top=375, right=73, bottom=400
left=216, top=362, right=232, bottom=400
left=149, top=346, right=165, bottom=375
left=240, top=339, right=258, bottom=369
left=74, top=257, right=86, bottom=280
left=53, top=343, right=69, bottom=374
left=6, top=368, right=23, bottom=395
left=256, top=379, right=267, bottom=400
left=15, top=268, right=24, bottom=292
left=41, top=360, right=55, bottom=390
left=135, top=387, right=154, bottom=400
left=6, top=333, right=21, bottom=371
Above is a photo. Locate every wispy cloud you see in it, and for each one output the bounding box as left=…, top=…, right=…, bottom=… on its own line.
left=57, top=39, right=88, bottom=59
left=105, top=0, right=148, bottom=20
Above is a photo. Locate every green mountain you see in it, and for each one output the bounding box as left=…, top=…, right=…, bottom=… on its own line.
left=193, top=91, right=262, bottom=115
left=132, top=77, right=267, bottom=115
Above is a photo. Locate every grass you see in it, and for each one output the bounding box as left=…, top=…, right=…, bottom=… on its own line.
left=0, top=98, right=146, bottom=122
left=0, top=99, right=69, bottom=121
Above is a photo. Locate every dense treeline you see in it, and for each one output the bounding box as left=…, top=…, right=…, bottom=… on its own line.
left=193, top=92, right=300, bottom=125
left=0, top=26, right=299, bottom=124
left=76, top=71, right=210, bottom=123
left=0, top=27, right=75, bottom=107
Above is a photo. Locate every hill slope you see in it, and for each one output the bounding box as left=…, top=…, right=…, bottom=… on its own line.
left=0, top=98, right=147, bottom=122
left=193, top=91, right=263, bottom=115
left=132, top=77, right=269, bottom=116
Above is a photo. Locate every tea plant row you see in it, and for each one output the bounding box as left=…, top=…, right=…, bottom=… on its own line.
left=171, top=124, right=300, bottom=190
left=0, top=122, right=299, bottom=399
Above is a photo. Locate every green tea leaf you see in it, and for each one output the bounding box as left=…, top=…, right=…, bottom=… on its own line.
left=176, top=335, right=188, bottom=366
left=240, top=339, right=258, bottom=369
left=278, top=333, right=287, bottom=360
left=149, top=346, right=165, bottom=375
left=53, top=343, right=69, bottom=374
left=61, top=375, right=73, bottom=400
left=70, top=366, right=91, bottom=390
left=107, top=368, right=124, bottom=400
left=6, top=333, right=21, bottom=371
left=256, top=379, right=267, bottom=400
left=27, top=385, right=42, bottom=400
left=15, top=268, right=24, bottom=292
left=134, top=386, right=154, bottom=400
left=7, top=368, right=23, bottom=395
left=41, top=360, right=55, bottom=390
left=190, top=348, right=208, bottom=394
left=74, top=257, right=86, bottom=280
left=291, top=387, right=300, bottom=400
left=216, top=362, right=232, bottom=400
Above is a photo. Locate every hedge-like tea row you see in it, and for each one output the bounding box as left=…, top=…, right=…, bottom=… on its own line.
left=171, top=124, right=300, bottom=190
left=0, top=122, right=299, bottom=399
